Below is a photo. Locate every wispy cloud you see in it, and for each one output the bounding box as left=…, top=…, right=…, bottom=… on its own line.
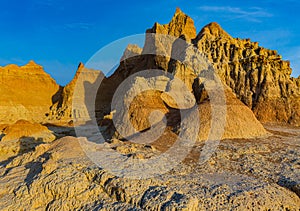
left=0, top=58, right=27, bottom=66
left=198, top=6, right=272, bottom=22
left=64, top=22, right=94, bottom=30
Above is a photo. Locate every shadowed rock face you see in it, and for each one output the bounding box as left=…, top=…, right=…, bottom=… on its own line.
left=157, top=11, right=298, bottom=126
left=47, top=63, right=102, bottom=124
left=103, top=74, right=269, bottom=141
left=147, top=13, right=300, bottom=125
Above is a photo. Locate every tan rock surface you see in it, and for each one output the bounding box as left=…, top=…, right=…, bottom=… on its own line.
left=97, top=9, right=270, bottom=141
left=0, top=120, right=55, bottom=161
left=106, top=72, right=268, bottom=141
left=121, top=44, right=143, bottom=61
left=142, top=8, right=197, bottom=72
left=96, top=8, right=299, bottom=143
left=2, top=120, right=55, bottom=142
left=0, top=127, right=299, bottom=210
left=110, top=75, right=196, bottom=138
left=0, top=61, right=102, bottom=125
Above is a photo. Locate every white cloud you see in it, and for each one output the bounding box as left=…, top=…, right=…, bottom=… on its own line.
left=198, top=6, right=272, bottom=22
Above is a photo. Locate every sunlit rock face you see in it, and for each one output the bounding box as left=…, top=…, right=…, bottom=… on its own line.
left=0, top=61, right=60, bottom=124
left=194, top=22, right=300, bottom=125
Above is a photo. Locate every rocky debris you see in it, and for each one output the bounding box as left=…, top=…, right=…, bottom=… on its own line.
left=106, top=138, right=158, bottom=159
left=0, top=61, right=60, bottom=124
left=0, top=137, right=110, bottom=211
left=0, top=126, right=299, bottom=210
left=0, top=120, right=55, bottom=161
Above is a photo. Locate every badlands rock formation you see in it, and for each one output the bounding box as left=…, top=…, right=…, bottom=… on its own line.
left=0, top=9, right=298, bottom=128
left=195, top=22, right=300, bottom=126
left=136, top=8, right=300, bottom=126
left=147, top=8, right=196, bottom=41
left=94, top=8, right=277, bottom=141
left=196, top=89, right=269, bottom=140
left=0, top=61, right=101, bottom=125
left=0, top=8, right=299, bottom=211
left=0, top=61, right=60, bottom=124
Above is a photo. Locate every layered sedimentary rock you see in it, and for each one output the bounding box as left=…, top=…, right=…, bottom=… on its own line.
left=0, top=61, right=60, bottom=124
left=196, top=89, right=269, bottom=140
left=0, top=8, right=300, bottom=211
left=147, top=8, right=196, bottom=41
left=95, top=8, right=271, bottom=141
left=143, top=7, right=196, bottom=71
left=195, top=22, right=300, bottom=125
left=124, top=9, right=300, bottom=127
left=0, top=61, right=101, bottom=125
left=1, top=9, right=299, bottom=129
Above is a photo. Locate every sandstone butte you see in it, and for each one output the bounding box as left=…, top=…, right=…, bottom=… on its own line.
left=0, top=8, right=300, bottom=210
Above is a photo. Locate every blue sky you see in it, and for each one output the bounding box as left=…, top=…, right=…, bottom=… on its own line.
left=0, top=0, right=299, bottom=85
